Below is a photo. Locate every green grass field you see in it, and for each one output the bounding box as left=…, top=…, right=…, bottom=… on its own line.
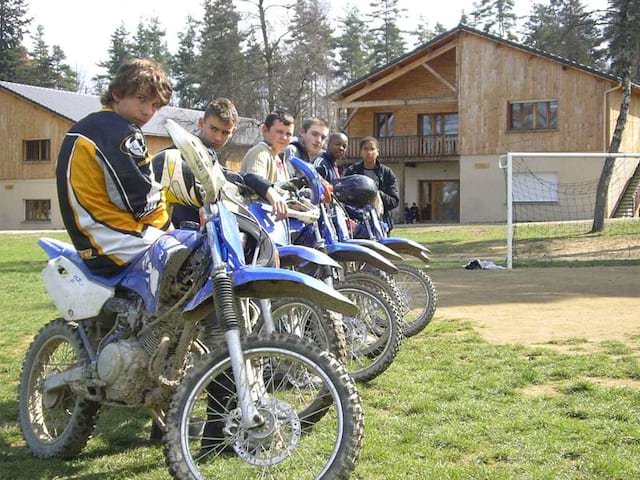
left=1, top=231, right=639, bottom=479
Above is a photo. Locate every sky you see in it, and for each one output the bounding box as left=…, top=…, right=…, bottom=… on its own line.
left=23, top=0, right=609, bottom=87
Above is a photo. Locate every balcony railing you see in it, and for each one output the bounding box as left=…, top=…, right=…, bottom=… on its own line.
left=346, top=135, right=458, bottom=161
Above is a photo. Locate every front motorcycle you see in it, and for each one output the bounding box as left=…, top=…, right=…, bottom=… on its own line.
left=18, top=120, right=364, bottom=480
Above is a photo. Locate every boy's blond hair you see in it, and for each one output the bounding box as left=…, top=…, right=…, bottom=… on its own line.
left=101, top=58, right=172, bottom=107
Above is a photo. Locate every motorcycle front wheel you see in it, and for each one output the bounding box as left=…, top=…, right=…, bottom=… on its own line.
left=335, top=282, right=404, bottom=383
left=164, top=334, right=363, bottom=480
left=18, top=319, right=100, bottom=458
left=393, top=263, right=438, bottom=337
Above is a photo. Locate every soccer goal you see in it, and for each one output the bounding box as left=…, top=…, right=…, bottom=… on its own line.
left=500, top=152, right=640, bottom=268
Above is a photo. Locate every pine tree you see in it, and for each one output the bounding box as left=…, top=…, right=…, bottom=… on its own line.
left=335, top=6, right=374, bottom=83
left=171, top=15, right=200, bottom=109
left=368, top=0, right=406, bottom=67
left=28, top=24, right=55, bottom=87
left=522, top=3, right=557, bottom=49
left=469, top=0, right=518, bottom=39
left=51, top=45, right=78, bottom=91
left=94, top=23, right=133, bottom=91
left=0, top=0, right=31, bottom=82
left=197, top=0, right=250, bottom=113
left=411, top=15, right=436, bottom=47
left=280, top=0, right=334, bottom=119
left=554, top=0, right=602, bottom=66
left=604, top=0, right=640, bottom=79
left=434, top=22, right=448, bottom=35
left=522, top=0, right=604, bottom=68
left=132, top=17, right=171, bottom=68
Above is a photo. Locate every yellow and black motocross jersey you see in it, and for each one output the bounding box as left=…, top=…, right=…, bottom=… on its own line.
left=57, top=109, right=170, bottom=275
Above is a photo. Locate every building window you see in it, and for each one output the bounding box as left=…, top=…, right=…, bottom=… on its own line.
left=508, top=100, right=558, bottom=131
left=419, top=113, right=458, bottom=135
left=25, top=199, right=51, bottom=221
left=24, top=139, right=51, bottom=162
left=375, top=112, right=394, bottom=137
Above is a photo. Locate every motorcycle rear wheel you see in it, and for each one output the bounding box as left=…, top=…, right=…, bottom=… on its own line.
left=164, top=334, right=363, bottom=480
left=18, top=319, right=100, bottom=458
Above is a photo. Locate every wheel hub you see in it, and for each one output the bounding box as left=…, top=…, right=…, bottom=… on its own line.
left=233, top=398, right=301, bottom=466
left=343, top=315, right=369, bottom=352
left=42, top=388, right=65, bottom=410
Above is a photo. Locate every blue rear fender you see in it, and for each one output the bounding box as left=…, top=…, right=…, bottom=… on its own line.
left=327, top=241, right=398, bottom=274
left=381, top=237, right=431, bottom=263
left=39, top=237, right=78, bottom=260
left=277, top=245, right=341, bottom=269
left=38, top=237, right=129, bottom=287
left=184, top=266, right=357, bottom=320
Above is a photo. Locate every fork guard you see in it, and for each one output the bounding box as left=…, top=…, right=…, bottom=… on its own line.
left=327, top=242, right=399, bottom=274
left=183, top=266, right=358, bottom=321
left=380, top=238, right=431, bottom=263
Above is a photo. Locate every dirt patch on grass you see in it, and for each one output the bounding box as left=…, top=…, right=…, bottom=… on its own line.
left=584, top=377, right=640, bottom=389
left=521, top=384, right=560, bottom=397
left=429, top=265, right=640, bottom=346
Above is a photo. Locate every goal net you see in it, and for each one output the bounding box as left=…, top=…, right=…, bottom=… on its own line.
left=501, top=152, right=640, bottom=268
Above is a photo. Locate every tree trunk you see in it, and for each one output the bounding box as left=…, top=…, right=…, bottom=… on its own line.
left=257, top=0, right=275, bottom=112
left=591, top=69, right=631, bottom=232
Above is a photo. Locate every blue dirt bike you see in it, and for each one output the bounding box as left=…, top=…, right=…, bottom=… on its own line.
left=247, top=158, right=405, bottom=383
left=331, top=174, right=438, bottom=337
left=18, top=120, right=363, bottom=480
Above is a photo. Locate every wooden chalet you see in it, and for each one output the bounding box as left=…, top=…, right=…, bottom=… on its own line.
left=331, top=24, right=640, bottom=223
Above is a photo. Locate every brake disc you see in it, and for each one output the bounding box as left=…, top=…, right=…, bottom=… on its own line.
left=234, top=398, right=301, bottom=466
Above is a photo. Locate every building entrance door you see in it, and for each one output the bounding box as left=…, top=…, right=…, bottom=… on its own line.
left=418, top=180, right=459, bottom=222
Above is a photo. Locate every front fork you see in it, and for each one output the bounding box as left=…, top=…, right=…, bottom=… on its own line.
left=211, top=269, right=264, bottom=430
left=259, top=218, right=336, bottom=337
left=205, top=205, right=263, bottom=430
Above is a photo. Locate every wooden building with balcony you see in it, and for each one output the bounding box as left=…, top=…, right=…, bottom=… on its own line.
left=331, top=24, right=640, bottom=223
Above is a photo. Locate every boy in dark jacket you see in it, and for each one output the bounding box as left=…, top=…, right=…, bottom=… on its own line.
left=344, top=136, right=400, bottom=231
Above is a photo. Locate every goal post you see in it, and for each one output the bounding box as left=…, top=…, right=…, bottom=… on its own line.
left=500, top=152, right=640, bottom=269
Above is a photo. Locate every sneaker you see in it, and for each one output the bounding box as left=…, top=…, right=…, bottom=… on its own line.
left=149, top=420, right=164, bottom=444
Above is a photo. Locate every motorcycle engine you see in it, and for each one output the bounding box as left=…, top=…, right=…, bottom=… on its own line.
left=97, top=339, right=151, bottom=405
